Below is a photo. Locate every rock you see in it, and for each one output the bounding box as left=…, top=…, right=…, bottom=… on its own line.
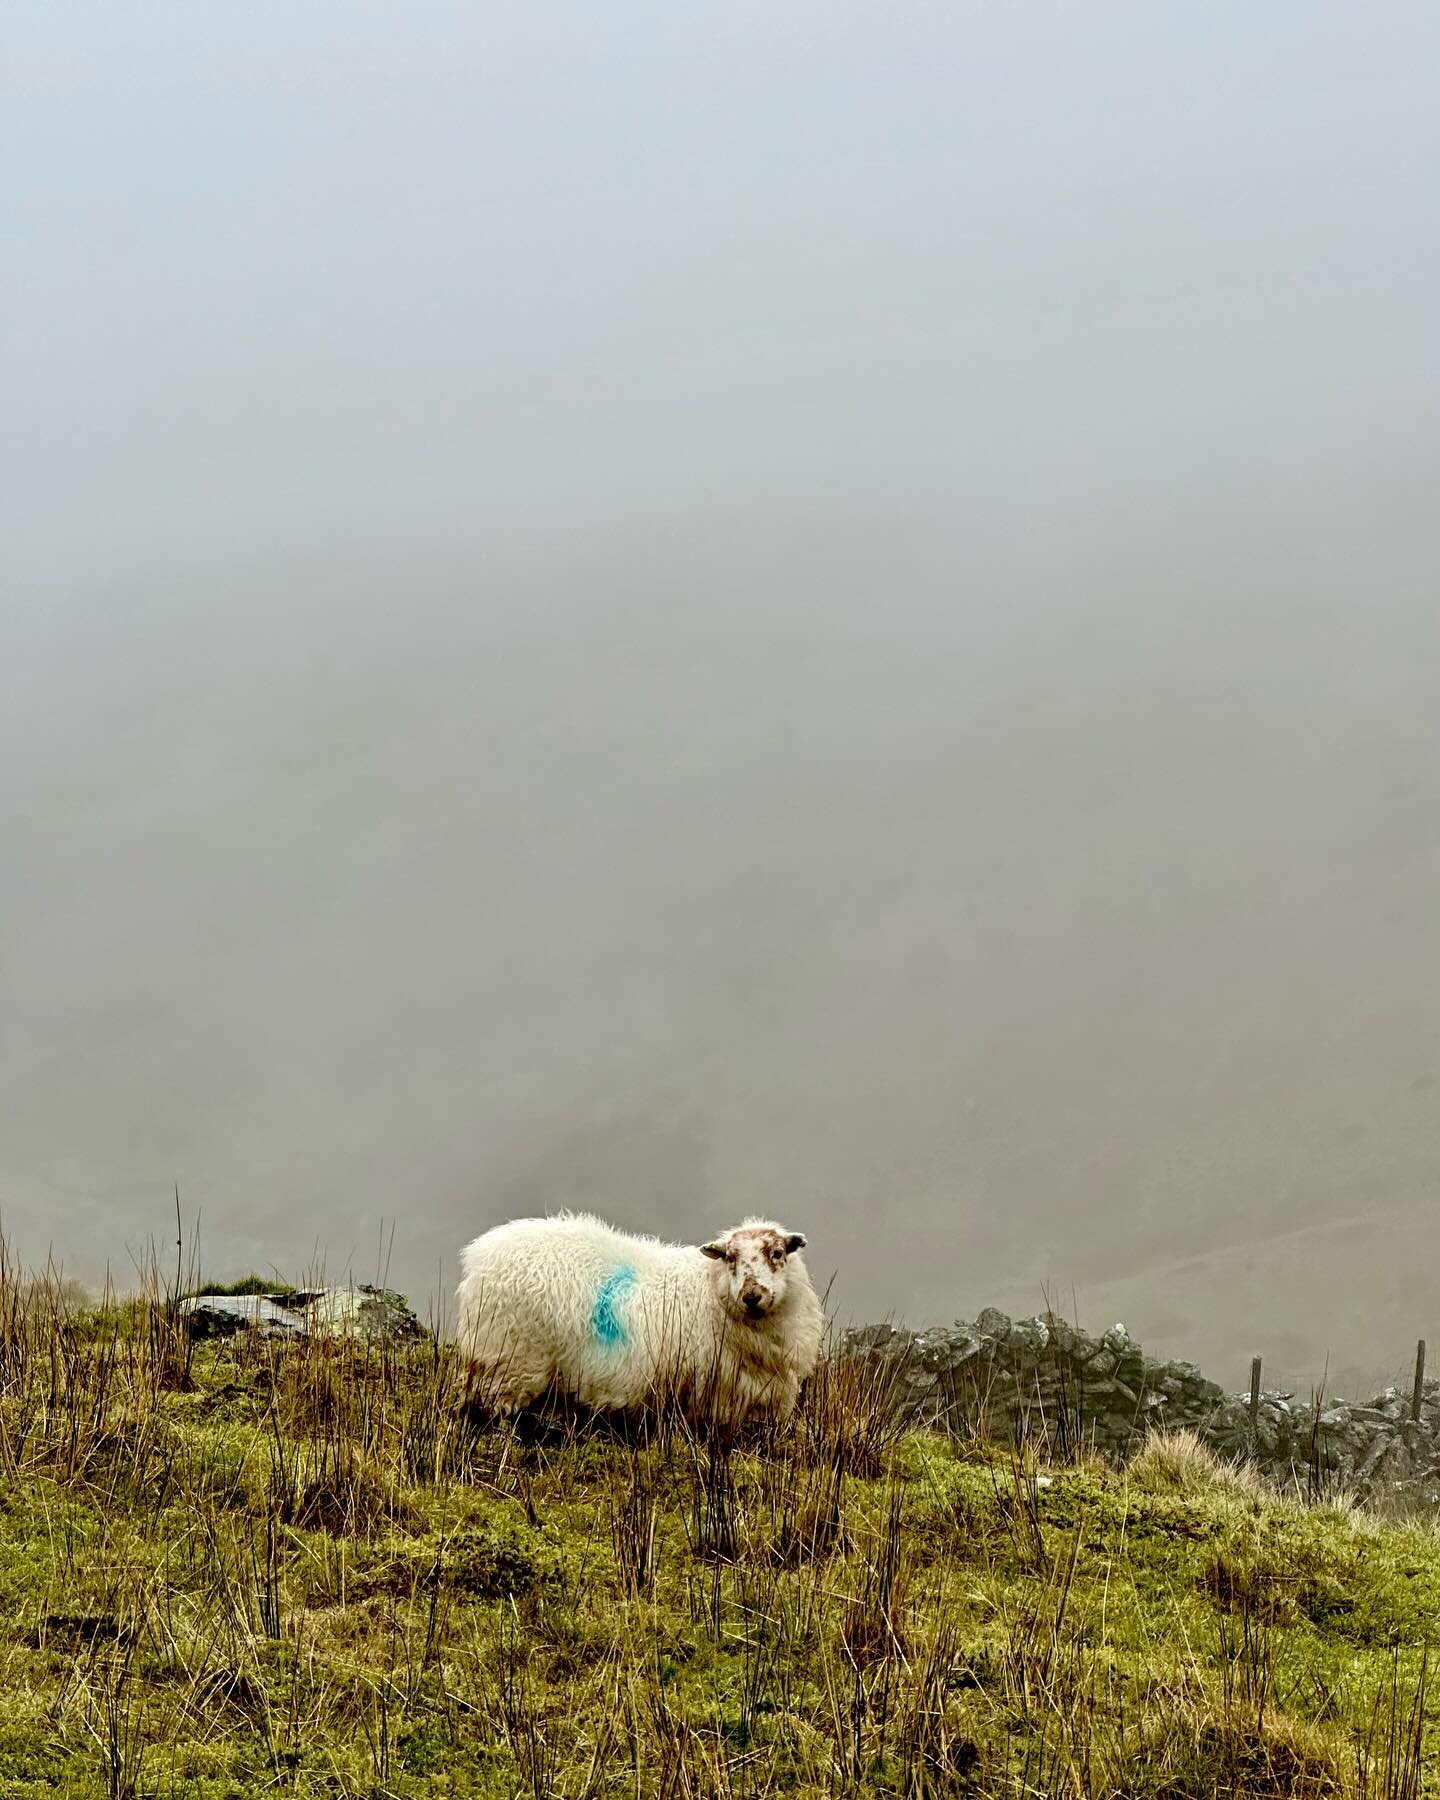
left=973, top=1308, right=1012, bottom=1340
left=921, top=1327, right=983, bottom=1371
left=181, top=1286, right=425, bottom=1345
left=1044, top=1318, right=1084, bottom=1357
left=182, top=1294, right=309, bottom=1339
left=1357, top=1433, right=1396, bottom=1481
left=1009, top=1316, right=1050, bottom=1355
left=307, top=1287, right=427, bottom=1343
left=843, top=1323, right=909, bottom=1355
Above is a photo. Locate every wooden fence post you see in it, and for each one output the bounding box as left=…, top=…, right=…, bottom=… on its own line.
left=1412, top=1339, right=1427, bottom=1426
left=1249, top=1356, right=1262, bottom=1443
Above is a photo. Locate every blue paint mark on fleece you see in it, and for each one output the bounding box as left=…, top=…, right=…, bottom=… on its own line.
left=591, top=1266, right=637, bottom=1348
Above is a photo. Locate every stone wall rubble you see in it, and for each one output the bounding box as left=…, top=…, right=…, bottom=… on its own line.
left=181, top=1286, right=425, bottom=1344
left=844, top=1311, right=1440, bottom=1508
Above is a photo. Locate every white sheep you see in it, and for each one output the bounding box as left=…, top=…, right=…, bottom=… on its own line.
left=456, top=1212, right=823, bottom=1424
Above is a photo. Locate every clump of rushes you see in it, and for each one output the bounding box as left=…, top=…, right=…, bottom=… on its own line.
left=0, top=1228, right=1434, bottom=1796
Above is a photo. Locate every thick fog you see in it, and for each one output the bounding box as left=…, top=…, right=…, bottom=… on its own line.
left=4, top=5, right=1438, bottom=1396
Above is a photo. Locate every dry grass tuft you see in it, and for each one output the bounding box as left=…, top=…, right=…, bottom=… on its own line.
left=1129, top=1425, right=1266, bottom=1499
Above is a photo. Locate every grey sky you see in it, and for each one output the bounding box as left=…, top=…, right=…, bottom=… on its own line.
left=3, top=4, right=1439, bottom=1394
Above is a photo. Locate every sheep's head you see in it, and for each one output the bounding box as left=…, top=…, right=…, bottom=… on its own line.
left=699, top=1221, right=807, bottom=1324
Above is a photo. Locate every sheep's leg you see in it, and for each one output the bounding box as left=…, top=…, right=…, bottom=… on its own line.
left=583, top=1383, right=640, bottom=1413
left=460, top=1322, right=554, bottom=1415
left=466, top=1362, right=551, bottom=1415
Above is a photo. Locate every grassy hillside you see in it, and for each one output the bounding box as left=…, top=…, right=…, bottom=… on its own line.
left=0, top=1277, right=1434, bottom=1798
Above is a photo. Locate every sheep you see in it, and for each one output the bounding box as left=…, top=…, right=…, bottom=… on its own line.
left=456, top=1212, right=823, bottom=1424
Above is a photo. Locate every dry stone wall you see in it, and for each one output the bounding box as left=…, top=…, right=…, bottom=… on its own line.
left=844, top=1311, right=1440, bottom=1509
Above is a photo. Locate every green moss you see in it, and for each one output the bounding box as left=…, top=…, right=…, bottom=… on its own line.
left=186, top=1273, right=299, bottom=1297
left=0, top=1722, right=85, bottom=1793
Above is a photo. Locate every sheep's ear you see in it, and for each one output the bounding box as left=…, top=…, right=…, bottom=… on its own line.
left=699, top=1240, right=728, bottom=1260
left=782, top=1231, right=807, bottom=1255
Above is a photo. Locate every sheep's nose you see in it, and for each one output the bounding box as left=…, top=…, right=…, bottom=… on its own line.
left=741, top=1286, right=764, bottom=1313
